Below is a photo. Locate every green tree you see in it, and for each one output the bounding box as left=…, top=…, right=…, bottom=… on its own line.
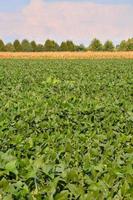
left=44, top=39, right=59, bottom=51
left=89, top=38, right=103, bottom=51
left=116, top=44, right=120, bottom=50
left=0, top=39, right=5, bottom=51
left=118, top=40, right=127, bottom=51
left=31, top=41, right=37, bottom=52
left=66, top=41, right=76, bottom=51
left=5, top=43, right=15, bottom=52
left=60, top=42, right=68, bottom=51
left=60, top=40, right=76, bottom=51
left=103, top=40, right=115, bottom=51
left=76, top=44, right=86, bottom=51
left=21, top=39, right=33, bottom=52
left=13, top=40, right=22, bottom=52
left=36, top=44, right=44, bottom=52
left=126, top=38, right=133, bottom=51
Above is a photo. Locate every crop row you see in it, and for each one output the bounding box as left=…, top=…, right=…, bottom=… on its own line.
left=0, top=59, right=133, bottom=199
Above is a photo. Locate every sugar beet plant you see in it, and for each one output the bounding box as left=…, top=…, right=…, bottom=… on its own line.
left=0, top=59, right=133, bottom=199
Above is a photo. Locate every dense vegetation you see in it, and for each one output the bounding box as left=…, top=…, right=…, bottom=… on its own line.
left=0, top=59, right=133, bottom=199
left=0, top=38, right=133, bottom=52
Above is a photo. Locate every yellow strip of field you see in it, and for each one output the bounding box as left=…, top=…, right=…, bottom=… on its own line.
left=0, top=51, right=133, bottom=59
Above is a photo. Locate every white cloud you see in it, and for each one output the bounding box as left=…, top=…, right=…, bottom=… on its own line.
left=0, top=0, right=133, bottom=44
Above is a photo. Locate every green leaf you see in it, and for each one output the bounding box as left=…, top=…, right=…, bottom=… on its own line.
left=54, top=190, right=69, bottom=200
left=66, top=169, right=79, bottom=182
left=5, top=160, right=18, bottom=175
left=67, top=184, right=84, bottom=198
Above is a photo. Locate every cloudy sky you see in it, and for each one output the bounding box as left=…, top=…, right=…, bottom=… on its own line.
left=0, top=0, right=132, bottom=45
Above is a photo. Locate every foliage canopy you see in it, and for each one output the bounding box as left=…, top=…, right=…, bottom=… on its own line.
left=0, top=59, right=133, bottom=199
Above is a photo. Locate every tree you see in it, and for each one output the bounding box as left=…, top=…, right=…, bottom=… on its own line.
left=89, top=38, right=103, bottom=51
left=60, top=40, right=76, bottom=51
left=21, top=39, right=33, bottom=52
left=31, top=41, right=37, bottom=52
left=13, top=40, right=22, bottom=52
left=44, top=39, right=59, bottom=51
left=76, top=44, right=86, bottom=51
left=126, top=38, right=133, bottom=51
left=116, top=44, right=120, bottom=50
left=36, top=44, right=44, bottom=52
left=66, top=41, right=76, bottom=51
left=103, top=40, right=115, bottom=51
left=5, top=43, right=15, bottom=52
left=60, top=42, right=68, bottom=51
left=0, top=39, right=5, bottom=51
left=118, top=40, right=127, bottom=51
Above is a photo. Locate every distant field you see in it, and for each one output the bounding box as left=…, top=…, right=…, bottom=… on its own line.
left=0, top=51, right=133, bottom=59
left=0, top=59, right=133, bottom=199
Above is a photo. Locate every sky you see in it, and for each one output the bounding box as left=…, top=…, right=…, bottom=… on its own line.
left=0, top=0, right=132, bottom=45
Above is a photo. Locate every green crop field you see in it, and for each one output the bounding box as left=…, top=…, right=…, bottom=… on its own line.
left=0, top=59, right=133, bottom=199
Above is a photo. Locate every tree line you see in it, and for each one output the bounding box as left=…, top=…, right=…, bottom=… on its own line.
left=0, top=38, right=133, bottom=52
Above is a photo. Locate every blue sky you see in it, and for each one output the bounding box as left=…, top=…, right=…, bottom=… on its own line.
left=0, top=0, right=132, bottom=44
left=0, top=0, right=132, bottom=11
left=0, top=0, right=29, bottom=11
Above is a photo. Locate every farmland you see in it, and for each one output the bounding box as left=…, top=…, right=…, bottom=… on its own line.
left=0, top=59, right=133, bottom=199
left=0, top=51, right=133, bottom=59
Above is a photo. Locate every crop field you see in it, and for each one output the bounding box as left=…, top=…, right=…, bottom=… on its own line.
left=0, top=51, right=133, bottom=59
left=0, top=59, right=133, bottom=199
